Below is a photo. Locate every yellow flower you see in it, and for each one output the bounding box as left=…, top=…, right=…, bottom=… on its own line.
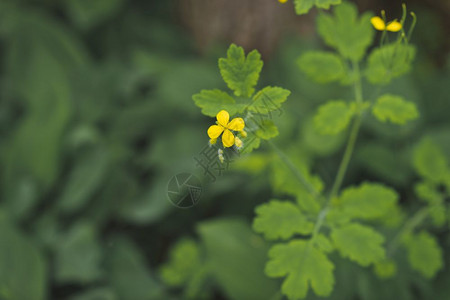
left=371, top=16, right=402, bottom=32
left=278, top=0, right=288, bottom=3
left=207, top=110, right=245, bottom=148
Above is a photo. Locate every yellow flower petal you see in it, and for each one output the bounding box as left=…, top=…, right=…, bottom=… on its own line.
left=386, top=21, right=402, bottom=32
left=207, top=125, right=224, bottom=139
left=216, top=110, right=230, bottom=127
left=227, top=117, right=245, bottom=131
left=371, top=16, right=386, bottom=31
left=222, top=129, right=235, bottom=148
left=278, top=0, right=288, bottom=3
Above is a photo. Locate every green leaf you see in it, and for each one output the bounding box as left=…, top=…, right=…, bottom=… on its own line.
left=248, top=86, right=291, bottom=114
left=192, top=89, right=241, bottom=117
left=218, top=44, right=263, bottom=97
left=297, top=51, right=346, bottom=83
left=365, top=44, right=416, bottom=85
left=266, top=240, right=334, bottom=299
left=317, top=2, right=374, bottom=61
left=331, top=223, right=385, bottom=266
left=65, top=0, right=124, bottom=30
left=256, top=120, right=279, bottom=140
left=240, top=133, right=261, bottom=154
left=314, top=100, right=354, bottom=135
left=374, top=259, right=397, bottom=279
left=160, top=239, right=202, bottom=287
left=413, top=138, right=449, bottom=184
left=57, top=147, right=109, bottom=213
left=198, top=219, right=278, bottom=300
left=429, top=204, right=447, bottom=227
left=335, top=182, right=399, bottom=220
left=414, top=181, right=443, bottom=205
left=403, top=231, right=443, bottom=278
left=293, top=0, right=341, bottom=15
left=253, top=200, right=314, bottom=240
left=302, top=117, right=346, bottom=157
left=55, top=222, right=103, bottom=283
left=372, top=94, right=419, bottom=125
left=315, top=234, right=334, bottom=253
left=107, top=236, right=166, bottom=299
left=0, top=212, right=47, bottom=300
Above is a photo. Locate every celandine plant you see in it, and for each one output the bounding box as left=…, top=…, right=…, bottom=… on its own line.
left=161, top=1, right=450, bottom=299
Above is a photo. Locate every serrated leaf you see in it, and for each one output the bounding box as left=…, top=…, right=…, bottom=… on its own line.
left=266, top=240, right=334, bottom=299
left=192, top=89, right=242, bottom=117
left=253, top=200, right=314, bottom=240
left=413, top=138, right=449, bottom=184
left=365, top=44, right=416, bottom=85
left=331, top=223, right=385, bottom=266
left=293, top=0, right=341, bottom=15
left=314, top=100, right=354, bottom=135
left=255, top=120, right=279, bottom=140
left=240, top=133, right=261, bottom=154
left=248, top=86, right=290, bottom=114
left=374, top=259, right=397, bottom=279
left=317, top=2, right=374, bottom=61
left=372, top=94, right=419, bottom=125
left=297, top=51, right=346, bottom=83
left=335, top=182, right=398, bottom=220
left=414, top=181, right=443, bottom=205
left=315, top=234, right=334, bottom=253
left=403, top=231, right=443, bottom=278
left=218, top=44, right=263, bottom=98
left=160, top=239, right=201, bottom=287
left=429, top=204, right=447, bottom=227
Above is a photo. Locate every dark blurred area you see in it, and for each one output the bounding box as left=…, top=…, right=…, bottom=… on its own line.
left=0, top=0, right=449, bottom=299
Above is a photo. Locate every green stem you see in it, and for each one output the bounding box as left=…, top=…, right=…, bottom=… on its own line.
left=267, top=140, right=320, bottom=199
left=329, top=60, right=363, bottom=200
left=312, top=60, right=364, bottom=240
left=387, top=206, right=430, bottom=257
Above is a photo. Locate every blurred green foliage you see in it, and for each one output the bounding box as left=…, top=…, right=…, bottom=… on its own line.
left=0, top=0, right=449, bottom=299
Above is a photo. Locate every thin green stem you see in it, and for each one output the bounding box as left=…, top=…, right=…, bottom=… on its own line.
left=311, top=60, right=364, bottom=240
left=267, top=140, right=320, bottom=199
left=387, top=206, right=430, bottom=257
left=329, top=61, right=363, bottom=200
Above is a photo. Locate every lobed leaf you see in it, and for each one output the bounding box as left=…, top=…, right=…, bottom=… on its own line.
left=403, top=231, right=443, bottom=278
left=293, top=0, right=341, bottom=15
left=159, top=239, right=201, bottom=287
left=336, top=182, right=399, bottom=220
left=255, top=120, right=279, bottom=140
left=266, top=240, right=334, bottom=299
left=413, top=138, right=449, bottom=184
left=331, top=223, right=385, bottom=266
left=248, top=86, right=290, bottom=114
left=253, top=200, right=314, bottom=240
left=365, top=44, right=416, bottom=85
left=192, top=89, right=242, bottom=117
left=314, top=100, right=354, bottom=135
left=218, top=44, right=263, bottom=98
left=317, top=2, right=374, bottom=61
left=297, top=51, right=347, bottom=83
left=372, top=94, right=419, bottom=125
